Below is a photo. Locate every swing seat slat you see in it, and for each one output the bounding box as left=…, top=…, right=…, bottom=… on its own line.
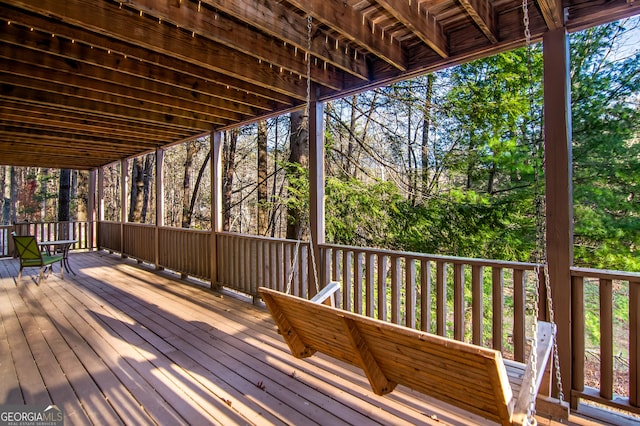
left=259, top=286, right=564, bottom=426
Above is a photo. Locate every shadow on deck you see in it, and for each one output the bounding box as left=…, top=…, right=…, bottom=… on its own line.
left=0, top=251, right=626, bottom=425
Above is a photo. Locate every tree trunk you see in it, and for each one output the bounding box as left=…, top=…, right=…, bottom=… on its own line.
left=257, top=120, right=269, bottom=235
left=422, top=74, right=435, bottom=196
left=188, top=149, right=211, bottom=228
left=9, top=166, right=17, bottom=224
left=286, top=110, right=309, bottom=240
left=58, top=169, right=71, bottom=238
left=128, top=157, right=144, bottom=223
left=181, top=141, right=199, bottom=228
left=347, top=95, right=358, bottom=176
left=223, top=129, right=238, bottom=231
left=76, top=171, right=88, bottom=222
left=141, top=153, right=154, bottom=223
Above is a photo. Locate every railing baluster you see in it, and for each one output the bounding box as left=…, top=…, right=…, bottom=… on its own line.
left=453, top=263, right=464, bottom=341
left=436, top=260, right=447, bottom=337
left=600, top=278, right=613, bottom=401
left=366, top=253, right=375, bottom=318
left=354, top=252, right=363, bottom=315
left=343, top=250, right=352, bottom=311
left=513, top=268, right=525, bottom=362
left=377, top=254, right=388, bottom=321
left=472, top=265, right=483, bottom=346
left=420, top=259, right=431, bottom=333
left=571, top=275, right=585, bottom=409
left=406, top=258, right=416, bottom=329
left=492, top=266, right=504, bottom=353
left=390, top=256, right=401, bottom=325
left=631, top=281, right=640, bottom=407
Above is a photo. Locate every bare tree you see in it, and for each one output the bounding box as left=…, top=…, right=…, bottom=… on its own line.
left=223, top=129, right=238, bottom=231
left=128, top=157, right=145, bottom=222
left=257, top=120, right=269, bottom=235
left=286, top=110, right=309, bottom=240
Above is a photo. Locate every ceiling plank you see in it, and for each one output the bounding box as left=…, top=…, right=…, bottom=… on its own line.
left=286, top=0, right=408, bottom=71
left=0, top=102, right=189, bottom=140
left=0, top=7, right=294, bottom=109
left=6, top=0, right=313, bottom=98
left=128, top=0, right=370, bottom=81
left=1, top=57, right=249, bottom=122
left=0, top=72, right=231, bottom=128
left=119, top=0, right=347, bottom=88
left=0, top=86, right=218, bottom=131
left=373, top=0, right=449, bottom=57
left=458, top=0, right=498, bottom=44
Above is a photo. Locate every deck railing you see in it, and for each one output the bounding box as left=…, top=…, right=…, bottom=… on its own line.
left=570, top=267, right=640, bottom=415
left=320, top=243, right=542, bottom=362
left=216, top=232, right=310, bottom=298
left=14, top=221, right=639, bottom=418
left=1, top=221, right=93, bottom=257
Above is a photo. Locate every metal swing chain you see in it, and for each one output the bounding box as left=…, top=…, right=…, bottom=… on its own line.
left=287, top=16, right=320, bottom=296
left=305, top=15, right=320, bottom=294
left=522, top=1, right=564, bottom=424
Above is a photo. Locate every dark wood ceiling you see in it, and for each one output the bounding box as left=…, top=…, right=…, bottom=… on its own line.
left=1, top=0, right=639, bottom=170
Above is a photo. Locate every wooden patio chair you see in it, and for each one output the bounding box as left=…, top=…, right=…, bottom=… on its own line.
left=259, top=286, right=568, bottom=426
left=13, top=234, right=64, bottom=285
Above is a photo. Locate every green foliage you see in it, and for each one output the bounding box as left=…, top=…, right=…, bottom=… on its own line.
left=571, top=19, right=640, bottom=271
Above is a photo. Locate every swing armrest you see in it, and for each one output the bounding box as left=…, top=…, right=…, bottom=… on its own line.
left=310, top=281, right=341, bottom=306
left=512, top=321, right=555, bottom=424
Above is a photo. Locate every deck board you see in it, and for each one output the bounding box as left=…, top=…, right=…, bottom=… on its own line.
left=0, top=251, right=605, bottom=425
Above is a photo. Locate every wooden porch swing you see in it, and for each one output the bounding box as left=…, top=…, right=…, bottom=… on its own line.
left=259, top=285, right=557, bottom=426
left=261, top=4, right=569, bottom=424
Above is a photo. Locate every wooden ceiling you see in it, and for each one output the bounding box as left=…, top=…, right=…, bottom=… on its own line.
left=1, top=0, right=639, bottom=170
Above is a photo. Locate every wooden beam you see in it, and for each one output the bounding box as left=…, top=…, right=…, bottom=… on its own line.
left=341, top=316, right=396, bottom=396
left=211, top=131, right=222, bottom=289
left=543, top=28, right=573, bottom=400
left=458, top=0, right=498, bottom=44
left=287, top=0, right=408, bottom=71
left=374, top=0, right=448, bottom=58
left=261, top=292, right=315, bottom=358
left=537, top=0, right=564, bottom=30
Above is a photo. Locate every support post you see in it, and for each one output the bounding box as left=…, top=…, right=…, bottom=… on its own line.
left=308, top=92, right=325, bottom=297
left=211, top=130, right=223, bottom=290
left=88, top=169, right=96, bottom=250
left=120, top=158, right=129, bottom=257
left=97, top=167, right=105, bottom=250
left=155, top=148, right=164, bottom=269
left=543, top=27, right=573, bottom=401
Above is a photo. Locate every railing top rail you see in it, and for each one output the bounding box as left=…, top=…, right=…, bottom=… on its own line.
left=158, top=226, right=211, bottom=234
left=122, top=222, right=156, bottom=228
left=320, top=242, right=541, bottom=270
left=571, top=266, right=640, bottom=282
left=216, top=231, right=311, bottom=245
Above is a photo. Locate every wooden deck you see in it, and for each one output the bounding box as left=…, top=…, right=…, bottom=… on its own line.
left=0, top=251, right=623, bottom=425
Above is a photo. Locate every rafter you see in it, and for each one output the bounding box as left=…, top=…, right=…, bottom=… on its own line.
left=286, top=0, right=408, bottom=71
left=374, top=0, right=448, bottom=58
left=7, top=0, right=313, bottom=98
left=0, top=6, right=296, bottom=107
left=458, top=0, right=498, bottom=44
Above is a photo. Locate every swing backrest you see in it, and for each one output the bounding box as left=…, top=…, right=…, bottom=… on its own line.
left=259, top=287, right=521, bottom=425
